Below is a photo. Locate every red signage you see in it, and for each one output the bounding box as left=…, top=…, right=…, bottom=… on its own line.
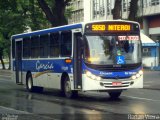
left=118, top=36, right=139, bottom=41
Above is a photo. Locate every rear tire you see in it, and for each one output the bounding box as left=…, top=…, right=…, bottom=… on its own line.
left=26, top=73, right=34, bottom=92
left=63, top=76, right=78, bottom=98
left=108, top=91, right=122, bottom=99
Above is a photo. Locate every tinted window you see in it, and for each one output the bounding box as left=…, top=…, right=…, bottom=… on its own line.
left=23, top=37, right=31, bottom=58
left=40, top=35, right=49, bottom=58
left=50, top=33, right=60, bottom=57
left=61, top=31, right=72, bottom=57
left=31, top=36, right=39, bottom=58
left=12, top=39, right=15, bottom=59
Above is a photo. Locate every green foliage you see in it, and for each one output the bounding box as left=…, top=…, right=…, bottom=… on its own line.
left=0, top=0, right=72, bottom=66
left=65, top=6, right=73, bottom=19
left=27, top=0, right=51, bottom=31
left=0, top=0, right=51, bottom=63
left=0, top=0, right=27, bottom=61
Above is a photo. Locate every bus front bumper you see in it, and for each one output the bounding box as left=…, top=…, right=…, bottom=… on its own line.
left=82, top=75, right=143, bottom=91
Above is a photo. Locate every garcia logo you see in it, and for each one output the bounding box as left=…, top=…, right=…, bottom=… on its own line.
left=36, top=60, right=54, bottom=71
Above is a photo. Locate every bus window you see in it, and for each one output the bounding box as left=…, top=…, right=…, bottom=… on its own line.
left=31, top=36, right=40, bottom=58
left=61, top=31, right=72, bottom=57
left=12, top=39, right=15, bottom=59
left=40, top=35, right=49, bottom=58
left=23, top=37, right=31, bottom=58
left=50, top=32, right=60, bottom=57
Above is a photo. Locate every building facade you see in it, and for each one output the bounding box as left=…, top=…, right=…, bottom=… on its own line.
left=68, top=0, right=160, bottom=40
left=67, top=0, right=84, bottom=24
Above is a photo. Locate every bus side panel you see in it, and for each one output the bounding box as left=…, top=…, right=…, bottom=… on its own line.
left=22, top=59, right=72, bottom=90
left=46, top=73, right=61, bottom=89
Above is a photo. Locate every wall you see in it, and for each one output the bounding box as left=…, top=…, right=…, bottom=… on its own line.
left=142, top=46, right=159, bottom=67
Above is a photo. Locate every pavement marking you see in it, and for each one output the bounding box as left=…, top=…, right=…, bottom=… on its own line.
left=122, top=95, right=160, bottom=102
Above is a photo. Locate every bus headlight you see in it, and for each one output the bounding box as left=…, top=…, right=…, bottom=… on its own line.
left=86, top=71, right=92, bottom=77
left=96, top=76, right=102, bottom=81
left=91, top=74, right=96, bottom=79
left=138, top=70, right=143, bottom=75
left=131, top=70, right=143, bottom=80
left=86, top=71, right=101, bottom=81
left=131, top=75, right=137, bottom=80
left=136, top=73, right=140, bottom=78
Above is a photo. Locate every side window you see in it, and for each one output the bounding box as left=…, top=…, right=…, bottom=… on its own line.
left=142, top=48, right=151, bottom=57
left=23, top=37, right=31, bottom=58
left=12, top=39, right=15, bottom=59
left=50, top=32, right=60, bottom=57
left=31, top=36, right=39, bottom=58
left=40, top=35, right=49, bottom=58
left=61, top=31, right=72, bottom=57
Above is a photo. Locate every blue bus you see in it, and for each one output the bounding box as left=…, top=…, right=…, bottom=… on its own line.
left=11, top=20, right=143, bottom=99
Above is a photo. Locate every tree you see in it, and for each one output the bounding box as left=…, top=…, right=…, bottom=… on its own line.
left=0, top=0, right=51, bottom=69
left=0, top=33, right=5, bottom=69
left=0, top=0, right=27, bottom=69
left=128, top=0, right=139, bottom=21
left=112, top=0, right=139, bottom=21
left=37, top=0, right=71, bottom=27
left=112, top=0, right=122, bottom=19
left=27, top=0, right=51, bottom=31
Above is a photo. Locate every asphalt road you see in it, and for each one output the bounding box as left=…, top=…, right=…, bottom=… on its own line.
left=0, top=70, right=160, bottom=120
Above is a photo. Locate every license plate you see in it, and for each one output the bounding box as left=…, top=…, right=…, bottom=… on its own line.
left=112, top=82, right=122, bottom=86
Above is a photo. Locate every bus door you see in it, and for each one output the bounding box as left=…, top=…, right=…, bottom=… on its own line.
left=15, top=39, right=23, bottom=84
left=73, top=31, right=83, bottom=90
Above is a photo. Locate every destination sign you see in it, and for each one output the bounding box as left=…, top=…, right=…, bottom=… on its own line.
left=85, top=22, right=140, bottom=33
left=107, top=25, right=131, bottom=31
left=91, top=24, right=131, bottom=32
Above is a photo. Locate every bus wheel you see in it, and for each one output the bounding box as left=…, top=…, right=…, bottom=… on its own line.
left=26, top=73, right=34, bottom=92
left=108, top=91, right=122, bottom=99
left=64, top=76, right=78, bottom=98
left=26, top=73, right=43, bottom=93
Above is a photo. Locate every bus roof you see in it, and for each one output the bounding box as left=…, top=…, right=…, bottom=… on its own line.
left=11, top=20, right=139, bottom=40
left=12, top=23, right=82, bottom=39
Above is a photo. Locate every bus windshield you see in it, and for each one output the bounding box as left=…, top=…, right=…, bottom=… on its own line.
left=84, top=34, right=142, bottom=65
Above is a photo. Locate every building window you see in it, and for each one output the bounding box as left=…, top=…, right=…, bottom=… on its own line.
left=151, top=0, right=159, bottom=6
left=142, top=48, right=151, bottom=57
left=106, top=0, right=111, bottom=15
left=142, top=0, right=148, bottom=8
left=122, top=0, right=130, bottom=12
left=99, top=0, right=105, bottom=16
left=93, top=0, right=105, bottom=18
left=123, top=0, right=128, bottom=12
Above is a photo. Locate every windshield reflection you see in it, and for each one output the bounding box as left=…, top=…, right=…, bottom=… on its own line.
left=84, top=35, right=141, bottom=65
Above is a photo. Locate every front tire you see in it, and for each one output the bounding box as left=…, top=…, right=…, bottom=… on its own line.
left=108, top=91, right=122, bottom=99
left=63, top=76, right=78, bottom=98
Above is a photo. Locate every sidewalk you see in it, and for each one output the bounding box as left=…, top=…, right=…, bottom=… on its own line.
left=0, top=69, right=12, bottom=79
